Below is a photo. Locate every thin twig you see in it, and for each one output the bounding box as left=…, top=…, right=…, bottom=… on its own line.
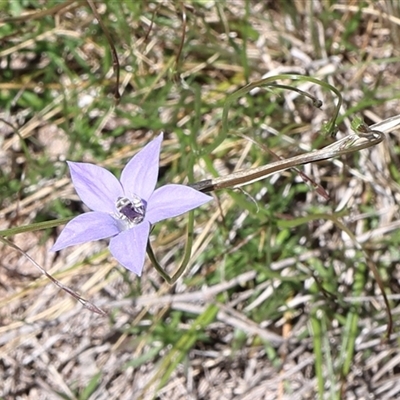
left=0, top=237, right=106, bottom=316
left=86, top=0, right=120, bottom=102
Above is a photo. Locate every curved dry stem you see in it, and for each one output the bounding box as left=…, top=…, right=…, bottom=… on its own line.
left=147, top=209, right=195, bottom=284
left=86, top=0, right=121, bottom=102
left=328, top=216, right=393, bottom=339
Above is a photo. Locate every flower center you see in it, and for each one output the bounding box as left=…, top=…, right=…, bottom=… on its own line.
left=115, top=195, right=147, bottom=226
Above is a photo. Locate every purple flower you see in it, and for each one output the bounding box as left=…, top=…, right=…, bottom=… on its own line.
left=51, top=133, right=212, bottom=276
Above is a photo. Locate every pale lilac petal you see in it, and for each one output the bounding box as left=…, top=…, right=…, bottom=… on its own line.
left=109, top=222, right=150, bottom=276
left=51, top=212, right=120, bottom=251
left=68, top=161, right=123, bottom=213
left=120, top=133, right=163, bottom=201
left=146, top=184, right=212, bottom=224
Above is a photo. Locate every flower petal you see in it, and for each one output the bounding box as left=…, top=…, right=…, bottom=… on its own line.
left=120, top=133, right=163, bottom=201
left=51, top=212, right=120, bottom=251
left=109, top=222, right=150, bottom=276
left=146, top=184, right=212, bottom=224
left=68, top=161, right=123, bottom=213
